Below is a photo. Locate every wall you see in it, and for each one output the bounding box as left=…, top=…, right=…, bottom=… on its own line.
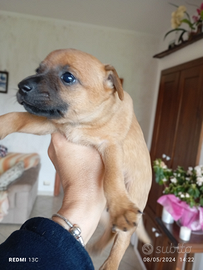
left=0, top=11, right=159, bottom=194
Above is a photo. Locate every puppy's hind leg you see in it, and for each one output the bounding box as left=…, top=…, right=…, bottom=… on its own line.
left=99, top=230, right=132, bottom=270
left=87, top=227, right=115, bottom=256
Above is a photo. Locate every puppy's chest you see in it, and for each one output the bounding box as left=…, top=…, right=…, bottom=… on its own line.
left=59, top=125, right=107, bottom=147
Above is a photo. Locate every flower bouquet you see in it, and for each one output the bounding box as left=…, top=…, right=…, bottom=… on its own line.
left=153, top=159, right=203, bottom=231
left=193, top=3, right=203, bottom=33
left=164, top=2, right=203, bottom=46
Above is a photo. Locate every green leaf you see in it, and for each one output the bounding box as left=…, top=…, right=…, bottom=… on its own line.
left=190, top=200, right=195, bottom=208
left=188, top=187, right=195, bottom=197
left=194, top=188, right=200, bottom=199
left=154, top=167, right=164, bottom=184
left=199, top=196, right=203, bottom=206
left=181, top=19, right=195, bottom=30
left=185, top=11, right=191, bottom=22
left=201, top=10, right=203, bottom=20
left=164, top=28, right=186, bottom=40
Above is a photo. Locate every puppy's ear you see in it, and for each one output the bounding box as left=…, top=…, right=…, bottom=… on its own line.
left=104, top=65, right=124, bottom=101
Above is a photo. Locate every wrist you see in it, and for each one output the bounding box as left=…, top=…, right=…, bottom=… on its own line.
left=52, top=198, right=104, bottom=245
left=52, top=213, right=84, bottom=246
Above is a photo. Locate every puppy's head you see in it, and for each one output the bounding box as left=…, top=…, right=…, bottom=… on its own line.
left=17, top=49, right=124, bottom=123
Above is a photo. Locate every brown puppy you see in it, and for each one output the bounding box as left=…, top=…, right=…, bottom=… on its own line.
left=0, top=49, right=152, bottom=270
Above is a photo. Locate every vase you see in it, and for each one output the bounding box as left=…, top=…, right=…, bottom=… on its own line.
left=188, top=31, right=196, bottom=41
left=179, top=226, right=191, bottom=241
left=162, top=207, right=174, bottom=224
left=196, top=23, right=203, bottom=34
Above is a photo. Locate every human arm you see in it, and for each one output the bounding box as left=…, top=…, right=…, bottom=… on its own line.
left=48, top=132, right=106, bottom=245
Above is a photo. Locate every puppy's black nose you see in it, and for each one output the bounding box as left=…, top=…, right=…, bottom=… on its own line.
left=18, top=81, right=33, bottom=93
left=21, top=84, right=32, bottom=92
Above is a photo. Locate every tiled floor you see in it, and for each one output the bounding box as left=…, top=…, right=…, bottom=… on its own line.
left=0, top=194, right=143, bottom=270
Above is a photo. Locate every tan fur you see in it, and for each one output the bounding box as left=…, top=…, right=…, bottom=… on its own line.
left=0, top=49, right=152, bottom=270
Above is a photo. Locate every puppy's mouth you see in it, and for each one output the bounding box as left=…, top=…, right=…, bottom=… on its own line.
left=22, top=101, right=65, bottom=119
left=16, top=85, right=68, bottom=119
left=17, top=91, right=67, bottom=119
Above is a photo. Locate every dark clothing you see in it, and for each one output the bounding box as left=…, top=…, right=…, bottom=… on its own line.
left=0, top=217, right=94, bottom=269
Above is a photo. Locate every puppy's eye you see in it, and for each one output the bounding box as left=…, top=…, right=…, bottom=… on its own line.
left=61, top=72, right=76, bottom=85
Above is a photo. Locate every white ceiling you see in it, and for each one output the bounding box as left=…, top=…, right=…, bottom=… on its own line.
left=0, top=0, right=202, bottom=36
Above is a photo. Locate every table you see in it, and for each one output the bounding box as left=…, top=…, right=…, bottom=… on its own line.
left=156, top=218, right=203, bottom=270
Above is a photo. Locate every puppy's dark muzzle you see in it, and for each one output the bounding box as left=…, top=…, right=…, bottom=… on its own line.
left=17, top=75, right=68, bottom=119
left=17, top=75, right=48, bottom=107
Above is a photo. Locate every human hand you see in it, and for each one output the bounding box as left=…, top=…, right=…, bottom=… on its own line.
left=48, top=133, right=106, bottom=244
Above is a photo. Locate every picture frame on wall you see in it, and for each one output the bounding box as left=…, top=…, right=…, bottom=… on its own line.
left=0, top=71, right=9, bottom=94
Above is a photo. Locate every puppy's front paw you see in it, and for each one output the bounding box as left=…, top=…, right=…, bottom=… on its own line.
left=110, top=199, right=142, bottom=232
